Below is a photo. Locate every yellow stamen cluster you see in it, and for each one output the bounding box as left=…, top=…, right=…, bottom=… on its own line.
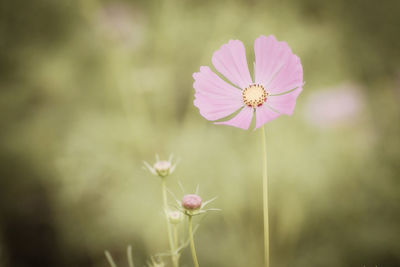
left=242, top=84, right=268, bottom=108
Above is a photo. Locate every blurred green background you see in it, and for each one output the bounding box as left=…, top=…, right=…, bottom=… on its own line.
left=1, top=0, right=400, bottom=266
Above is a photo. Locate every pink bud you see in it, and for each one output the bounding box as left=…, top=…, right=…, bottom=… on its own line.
left=182, top=194, right=202, bottom=210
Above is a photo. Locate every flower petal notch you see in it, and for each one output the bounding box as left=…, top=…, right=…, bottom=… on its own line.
left=193, top=35, right=303, bottom=130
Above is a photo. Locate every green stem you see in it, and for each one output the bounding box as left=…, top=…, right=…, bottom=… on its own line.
left=173, top=224, right=179, bottom=250
left=161, top=178, right=179, bottom=267
left=127, top=245, right=135, bottom=267
left=261, top=126, right=270, bottom=267
left=105, top=251, right=118, bottom=267
left=188, top=216, right=199, bottom=267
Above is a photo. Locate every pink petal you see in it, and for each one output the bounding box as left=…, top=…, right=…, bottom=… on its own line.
left=215, top=106, right=253, bottom=130
left=212, top=40, right=253, bottom=89
left=268, top=55, right=303, bottom=94
left=254, top=35, right=291, bottom=86
left=193, top=66, right=244, bottom=121
left=267, top=87, right=303, bottom=115
left=255, top=104, right=281, bottom=129
left=254, top=35, right=303, bottom=94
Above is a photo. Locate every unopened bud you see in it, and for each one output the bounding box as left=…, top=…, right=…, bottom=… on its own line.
left=182, top=194, right=202, bottom=210
left=153, top=161, right=171, bottom=177
left=168, top=211, right=183, bottom=224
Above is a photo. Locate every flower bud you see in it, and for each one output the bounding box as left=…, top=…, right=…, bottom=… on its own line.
left=153, top=160, right=171, bottom=177
left=167, top=211, right=183, bottom=224
left=182, top=194, right=202, bottom=210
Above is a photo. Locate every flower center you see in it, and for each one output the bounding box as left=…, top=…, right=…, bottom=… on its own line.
left=242, top=84, right=268, bottom=108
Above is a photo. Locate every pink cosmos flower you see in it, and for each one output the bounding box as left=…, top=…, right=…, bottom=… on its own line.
left=304, top=83, right=364, bottom=128
left=193, top=35, right=303, bottom=130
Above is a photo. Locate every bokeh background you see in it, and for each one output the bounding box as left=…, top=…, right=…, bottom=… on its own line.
left=1, top=0, right=400, bottom=266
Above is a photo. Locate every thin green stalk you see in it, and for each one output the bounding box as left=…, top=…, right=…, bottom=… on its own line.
left=173, top=224, right=179, bottom=250
left=188, top=216, right=199, bottom=267
left=105, top=251, right=118, bottom=267
left=161, top=178, right=179, bottom=267
left=127, top=245, right=135, bottom=267
left=261, top=126, right=270, bottom=267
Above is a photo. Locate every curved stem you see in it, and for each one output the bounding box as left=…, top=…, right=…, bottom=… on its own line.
left=261, top=126, right=270, bottom=267
left=188, top=216, right=199, bottom=267
left=161, top=178, right=179, bottom=267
